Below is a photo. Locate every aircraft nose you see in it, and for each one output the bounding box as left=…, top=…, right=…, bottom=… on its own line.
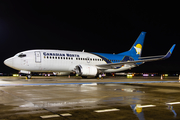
left=4, top=57, right=13, bottom=67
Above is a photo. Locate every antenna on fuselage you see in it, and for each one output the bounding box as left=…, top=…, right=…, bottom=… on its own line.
left=82, top=50, right=85, bottom=52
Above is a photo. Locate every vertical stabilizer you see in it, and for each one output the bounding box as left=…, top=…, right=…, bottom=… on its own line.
left=118, top=31, right=146, bottom=57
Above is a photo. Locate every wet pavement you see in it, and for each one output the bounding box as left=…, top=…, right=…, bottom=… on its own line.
left=0, top=76, right=180, bottom=119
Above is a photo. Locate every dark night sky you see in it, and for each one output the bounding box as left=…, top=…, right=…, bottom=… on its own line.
left=0, top=1, right=180, bottom=73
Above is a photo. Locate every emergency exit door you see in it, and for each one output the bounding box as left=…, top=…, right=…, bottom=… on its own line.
left=35, top=51, right=41, bottom=63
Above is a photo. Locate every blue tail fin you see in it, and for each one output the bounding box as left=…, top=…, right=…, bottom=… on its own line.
left=118, top=31, right=146, bottom=57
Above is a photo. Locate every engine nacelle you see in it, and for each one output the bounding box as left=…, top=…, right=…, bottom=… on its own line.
left=75, top=65, right=98, bottom=76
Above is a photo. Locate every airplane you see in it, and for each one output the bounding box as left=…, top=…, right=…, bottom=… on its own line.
left=4, top=32, right=176, bottom=79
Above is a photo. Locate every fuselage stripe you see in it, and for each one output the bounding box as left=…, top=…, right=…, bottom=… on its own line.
left=90, top=53, right=112, bottom=64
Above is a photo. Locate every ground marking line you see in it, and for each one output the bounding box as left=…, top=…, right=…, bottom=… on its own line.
left=94, top=108, right=120, bottom=113
left=60, top=113, right=72, bottom=116
left=136, top=105, right=156, bottom=108
left=40, top=115, right=60, bottom=119
left=166, top=102, right=180, bottom=105
left=0, top=81, right=178, bottom=86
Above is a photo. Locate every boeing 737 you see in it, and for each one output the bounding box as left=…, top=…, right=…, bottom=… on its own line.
left=4, top=32, right=175, bottom=79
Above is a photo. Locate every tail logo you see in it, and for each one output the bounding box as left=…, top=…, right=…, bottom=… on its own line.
left=134, top=44, right=142, bottom=55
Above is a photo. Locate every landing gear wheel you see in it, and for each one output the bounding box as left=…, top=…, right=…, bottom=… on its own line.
left=26, top=75, right=32, bottom=79
left=97, top=74, right=103, bottom=79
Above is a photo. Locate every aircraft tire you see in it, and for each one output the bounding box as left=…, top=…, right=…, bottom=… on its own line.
left=26, top=75, right=32, bottom=79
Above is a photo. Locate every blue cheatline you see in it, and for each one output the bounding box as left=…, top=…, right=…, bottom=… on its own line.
left=0, top=81, right=178, bottom=86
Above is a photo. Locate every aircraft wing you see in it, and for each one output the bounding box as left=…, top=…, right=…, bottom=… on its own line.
left=96, top=44, right=176, bottom=69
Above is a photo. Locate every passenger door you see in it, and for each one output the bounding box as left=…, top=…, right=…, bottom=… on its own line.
left=35, top=51, right=41, bottom=63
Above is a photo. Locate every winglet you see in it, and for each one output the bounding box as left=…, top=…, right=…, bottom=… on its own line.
left=163, top=44, right=176, bottom=59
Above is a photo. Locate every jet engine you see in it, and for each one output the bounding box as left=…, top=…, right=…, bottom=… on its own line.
left=75, top=65, right=98, bottom=76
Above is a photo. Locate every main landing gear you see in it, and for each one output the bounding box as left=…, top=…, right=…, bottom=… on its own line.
left=97, top=74, right=103, bottom=79
left=26, top=74, right=32, bottom=79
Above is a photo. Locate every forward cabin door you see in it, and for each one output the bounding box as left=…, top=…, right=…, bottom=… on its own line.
left=35, top=51, right=41, bottom=63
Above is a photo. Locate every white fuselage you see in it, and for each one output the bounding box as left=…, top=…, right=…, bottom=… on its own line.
left=4, top=50, right=134, bottom=74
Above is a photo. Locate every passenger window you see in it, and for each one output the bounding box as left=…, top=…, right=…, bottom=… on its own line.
left=18, top=53, right=26, bottom=58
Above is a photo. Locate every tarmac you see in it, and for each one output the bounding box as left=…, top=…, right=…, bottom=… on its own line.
left=0, top=76, right=180, bottom=120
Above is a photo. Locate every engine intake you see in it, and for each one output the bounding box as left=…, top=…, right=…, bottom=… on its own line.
left=75, top=65, right=98, bottom=76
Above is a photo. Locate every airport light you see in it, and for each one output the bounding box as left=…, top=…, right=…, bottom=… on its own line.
left=13, top=74, right=19, bottom=77
left=127, top=74, right=132, bottom=78
left=143, top=74, right=149, bottom=77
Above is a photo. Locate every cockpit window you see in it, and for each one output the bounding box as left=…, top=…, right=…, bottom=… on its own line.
left=18, top=53, right=26, bottom=58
